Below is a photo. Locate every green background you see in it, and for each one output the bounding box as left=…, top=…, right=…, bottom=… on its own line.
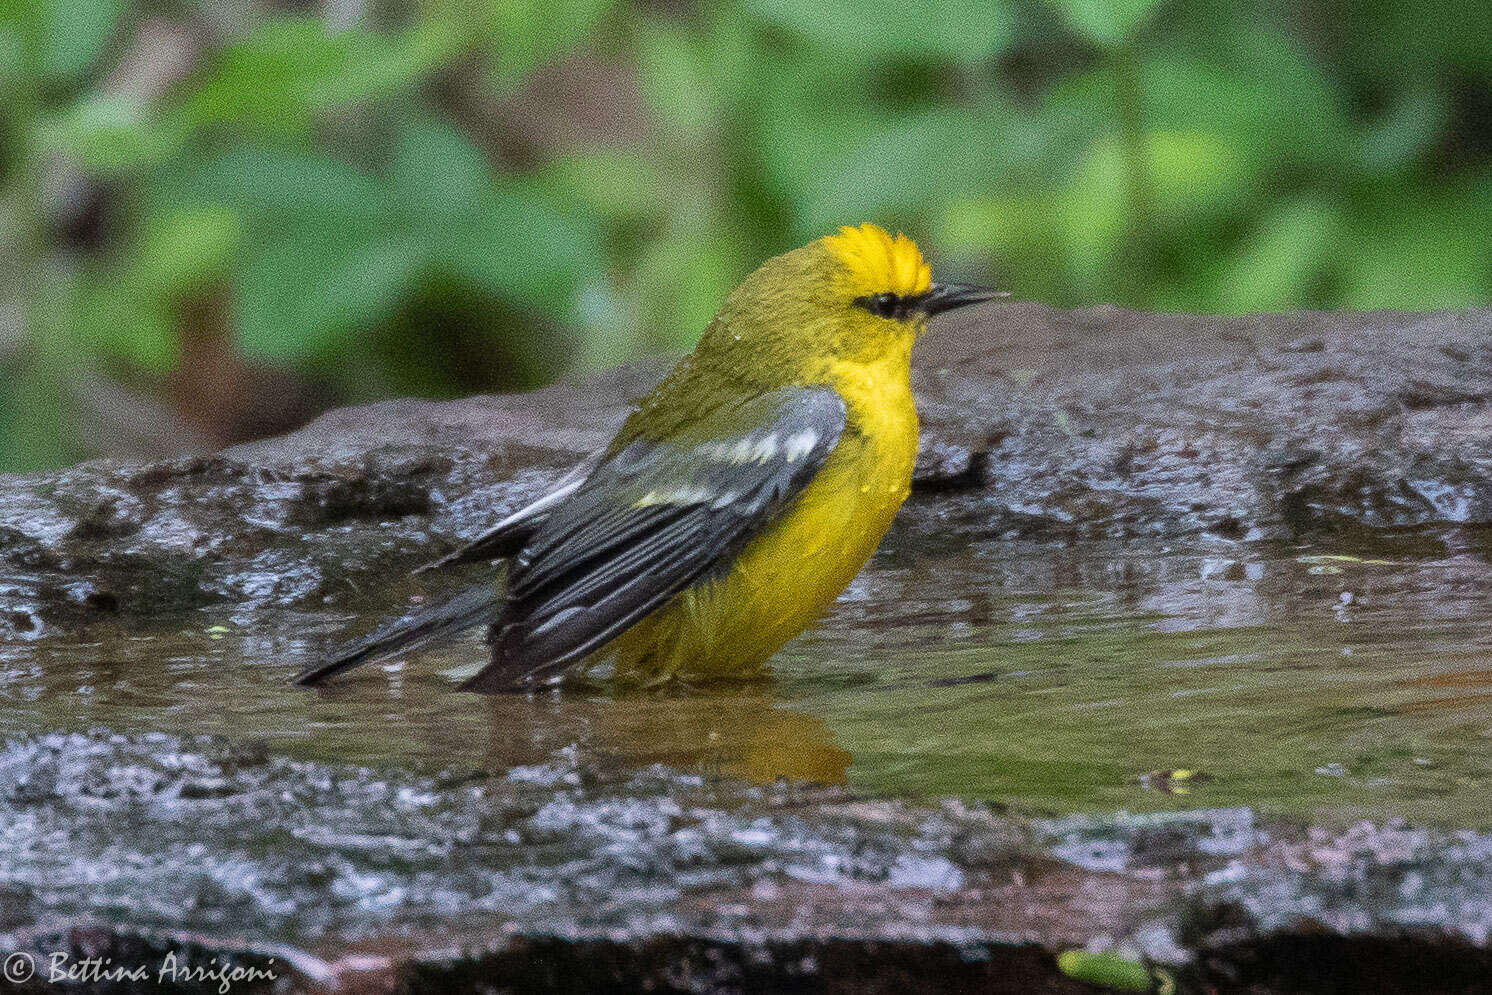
left=3, top=0, right=1489, bottom=471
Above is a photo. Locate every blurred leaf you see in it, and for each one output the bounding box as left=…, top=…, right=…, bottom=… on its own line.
left=175, top=17, right=463, bottom=135
left=746, top=0, right=1014, bottom=63
left=1144, top=130, right=1253, bottom=218
left=1215, top=198, right=1341, bottom=313
left=1046, top=0, right=1162, bottom=47
left=1333, top=0, right=1492, bottom=76
left=751, top=45, right=883, bottom=197
left=1359, top=87, right=1446, bottom=175
left=1059, top=129, right=1251, bottom=296
left=1339, top=190, right=1492, bottom=311
left=755, top=103, right=878, bottom=204
left=317, top=19, right=465, bottom=105
left=180, top=150, right=404, bottom=364
left=38, top=94, right=185, bottom=173
left=43, top=17, right=464, bottom=176
left=1227, top=30, right=1349, bottom=152
left=545, top=150, right=668, bottom=220
left=484, top=0, right=615, bottom=92
left=623, top=224, right=744, bottom=352
left=1131, top=43, right=1348, bottom=168
left=0, top=362, right=82, bottom=471
left=70, top=287, right=177, bottom=371
left=390, top=116, right=493, bottom=213
left=796, top=106, right=1040, bottom=238
left=148, top=135, right=607, bottom=366
left=442, top=182, right=606, bottom=315
left=0, top=23, right=24, bottom=90
left=237, top=223, right=426, bottom=361
left=127, top=205, right=242, bottom=297
left=154, top=146, right=388, bottom=222
left=634, top=22, right=724, bottom=137
left=636, top=8, right=763, bottom=140
left=1058, top=139, right=1126, bottom=291
left=36, top=0, right=123, bottom=83
left=934, top=191, right=1068, bottom=302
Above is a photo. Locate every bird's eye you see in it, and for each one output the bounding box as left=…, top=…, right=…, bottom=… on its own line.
left=856, top=292, right=901, bottom=318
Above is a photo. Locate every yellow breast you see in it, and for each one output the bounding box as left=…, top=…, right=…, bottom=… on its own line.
left=606, top=344, right=919, bottom=682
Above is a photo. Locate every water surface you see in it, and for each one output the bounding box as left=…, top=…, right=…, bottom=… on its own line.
left=5, top=530, right=1491, bottom=827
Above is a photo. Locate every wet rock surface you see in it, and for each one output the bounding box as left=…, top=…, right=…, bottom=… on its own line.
left=1, top=305, right=1490, bottom=992
left=913, top=304, right=1492, bottom=544
left=3, top=731, right=1492, bottom=994
left=1, top=304, right=1489, bottom=628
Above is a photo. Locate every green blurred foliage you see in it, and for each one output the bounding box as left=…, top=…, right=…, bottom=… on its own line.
left=1056, top=949, right=1153, bottom=991
left=1, top=0, right=1490, bottom=471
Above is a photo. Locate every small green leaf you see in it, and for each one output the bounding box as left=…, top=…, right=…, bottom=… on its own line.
left=1057, top=950, right=1153, bottom=991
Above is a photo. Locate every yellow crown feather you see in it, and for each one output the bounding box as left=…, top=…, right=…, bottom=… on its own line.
left=823, top=223, right=932, bottom=298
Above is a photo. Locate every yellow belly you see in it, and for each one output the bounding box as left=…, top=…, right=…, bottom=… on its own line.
left=604, top=356, right=918, bottom=682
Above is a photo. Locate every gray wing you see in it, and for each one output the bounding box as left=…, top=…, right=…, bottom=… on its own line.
left=463, top=386, right=847, bottom=692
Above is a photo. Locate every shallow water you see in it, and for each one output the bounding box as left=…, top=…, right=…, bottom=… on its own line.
left=5, top=529, right=1491, bottom=828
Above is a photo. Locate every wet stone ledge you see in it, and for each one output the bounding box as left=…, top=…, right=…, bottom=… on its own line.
left=0, top=304, right=1489, bottom=629
left=3, top=731, right=1492, bottom=994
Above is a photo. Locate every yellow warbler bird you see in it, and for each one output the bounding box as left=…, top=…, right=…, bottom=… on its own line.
left=295, top=223, right=1000, bottom=693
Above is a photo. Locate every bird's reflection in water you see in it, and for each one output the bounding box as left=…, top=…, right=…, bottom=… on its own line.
left=481, top=686, right=851, bottom=785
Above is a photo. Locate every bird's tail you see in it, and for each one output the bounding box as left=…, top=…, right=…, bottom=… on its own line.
left=293, top=582, right=500, bottom=687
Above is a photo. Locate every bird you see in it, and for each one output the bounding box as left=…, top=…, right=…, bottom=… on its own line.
left=294, top=223, right=1001, bottom=693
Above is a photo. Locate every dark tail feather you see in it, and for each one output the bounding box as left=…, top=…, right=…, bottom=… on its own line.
left=293, top=582, right=499, bottom=687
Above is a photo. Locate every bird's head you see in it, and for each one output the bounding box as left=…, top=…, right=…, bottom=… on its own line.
left=703, top=223, right=1002, bottom=371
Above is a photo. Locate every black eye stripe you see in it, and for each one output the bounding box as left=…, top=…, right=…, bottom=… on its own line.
left=854, top=292, right=927, bottom=320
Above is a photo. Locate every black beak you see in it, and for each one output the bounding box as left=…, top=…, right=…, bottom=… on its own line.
left=918, top=282, right=1007, bottom=316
